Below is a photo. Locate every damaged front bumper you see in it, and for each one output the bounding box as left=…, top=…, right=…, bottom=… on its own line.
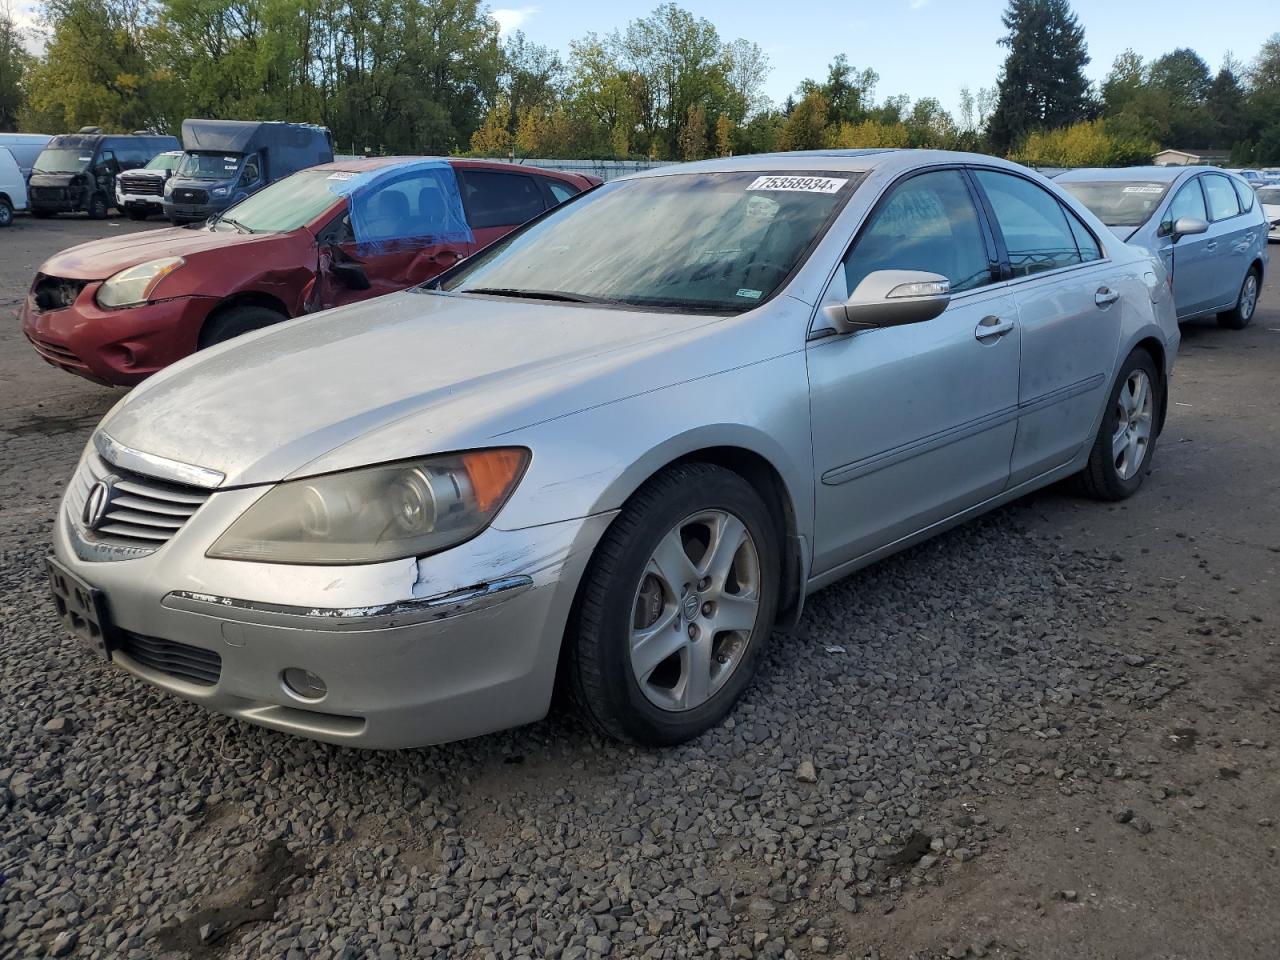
left=51, top=457, right=616, bottom=749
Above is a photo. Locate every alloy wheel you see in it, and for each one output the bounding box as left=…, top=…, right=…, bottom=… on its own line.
left=1112, top=369, right=1154, bottom=481
left=1241, top=273, right=1258, bottom=321
left=629, top=510, right=761, bottom=712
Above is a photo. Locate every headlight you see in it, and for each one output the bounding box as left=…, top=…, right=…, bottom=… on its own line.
left=207, top=449, right=530, bottom=564
left=211, top=187, right=228, bottom=198
left=95, top=257, right=185, bottom=309
left=163, top=180, right=174, bottom=197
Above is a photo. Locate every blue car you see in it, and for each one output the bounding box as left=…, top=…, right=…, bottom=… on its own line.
left=1057, top=166, right=1268, bottom=329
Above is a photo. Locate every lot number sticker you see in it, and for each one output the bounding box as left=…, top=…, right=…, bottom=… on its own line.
left=747, top=175, right=848, bottom=194
left=1122, top=185, right=1164, bottom=194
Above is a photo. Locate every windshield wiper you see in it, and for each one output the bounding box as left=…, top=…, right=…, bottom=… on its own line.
left=461, top=287, right=618, bottom=305
left=212, top=216, right=253, bottom=234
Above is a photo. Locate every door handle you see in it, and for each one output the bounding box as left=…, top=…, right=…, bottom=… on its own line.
left=1095, top=287, right=1120, bottom=307
left=974, top=315, right=1014, bottom=341
left=1205, top=241, right=1218, bottom=252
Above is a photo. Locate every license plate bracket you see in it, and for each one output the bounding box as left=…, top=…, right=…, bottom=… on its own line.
left=46, top=556, right=115, bottom=660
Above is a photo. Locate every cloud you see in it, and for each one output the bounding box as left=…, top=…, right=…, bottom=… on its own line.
left=491, top=5, right=539, bottom=35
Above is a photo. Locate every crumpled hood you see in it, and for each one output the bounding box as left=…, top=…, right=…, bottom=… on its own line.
left=39, top=226, right=281, bottom=281
left=100, top=290, right=725, bottom=487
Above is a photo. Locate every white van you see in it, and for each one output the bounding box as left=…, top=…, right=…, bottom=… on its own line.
left=0, top=147, right=29, bottom=227
left=0, top=133, right=53, bottom=179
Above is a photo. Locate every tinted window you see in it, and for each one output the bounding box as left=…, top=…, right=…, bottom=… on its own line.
left=459, top=170, right=547, bottom=228
left=546, top=180, right=579, bottom=203
left=1166, top=179, right=1207, bottom=226
left=1202, top=175, right=1241, bottom=221
left=1231, top=177, right=1255, bottom=213
left=975, top=170, right=1081, bottom=276
left=1064, top=207, right=1101, bottom=261
left=844, top=170, right=992, bottom=294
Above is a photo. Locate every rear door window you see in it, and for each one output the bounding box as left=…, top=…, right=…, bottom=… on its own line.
left=1231, top=177, right=1255, bottom=213
left=843, top=169, right=994, bottom=294
left=974, top=170, right=1083, bottom=276
left=1202, top=174, right=1241, bottom=221
left=458, top=170, right=548, bottom=229
left=546, top=180, right=580, bottom=204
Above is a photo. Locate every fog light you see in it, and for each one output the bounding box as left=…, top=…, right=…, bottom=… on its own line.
left=282, top=668, right=327, bottom=701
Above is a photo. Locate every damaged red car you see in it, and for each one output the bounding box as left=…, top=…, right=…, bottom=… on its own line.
left=21, top=157, right=599, bottom=386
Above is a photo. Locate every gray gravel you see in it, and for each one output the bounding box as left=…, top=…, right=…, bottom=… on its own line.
left=0, top=487, right=1178, bottom=960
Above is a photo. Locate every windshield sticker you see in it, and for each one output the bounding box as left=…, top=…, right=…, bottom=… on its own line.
left=1122, top=185, right=1164, bottom=194
left=327, top=172, right=355, bottom=181
left=736, top=288, right=763, bottom=299
left=747, top=175, right=848, bottom=194
left=78, top=156, right=91, bottom=162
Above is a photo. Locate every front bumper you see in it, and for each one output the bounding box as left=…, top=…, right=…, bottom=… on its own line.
left=29, top=187, right=88, bottom=212
left=20, top=286, right=218, bottom=386
left=118, top=194, right=164, bottom=213
left=51, top=457, right=614, bottom=749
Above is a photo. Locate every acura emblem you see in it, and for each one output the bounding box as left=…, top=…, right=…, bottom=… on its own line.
left=82, top=479, right=113, bottom=530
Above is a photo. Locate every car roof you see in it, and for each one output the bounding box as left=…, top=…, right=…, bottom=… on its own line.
left=623, top=148, right=1044, bottom=180
left=1055, top=166, right=1215, bottom=183
left=312, top=156, right=598, bottom=185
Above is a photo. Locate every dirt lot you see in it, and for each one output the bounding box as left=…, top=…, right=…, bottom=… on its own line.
left=1, top=214, right=1278, bottom=960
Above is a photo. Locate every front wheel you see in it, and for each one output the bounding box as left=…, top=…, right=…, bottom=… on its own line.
left=567, top=463, right=781, bottom=745
left=1217, top=268, right=1259, bottom=330
left=1079, top=349, right=1162, bottom=501
left=198, top=304, right=288, bottom=349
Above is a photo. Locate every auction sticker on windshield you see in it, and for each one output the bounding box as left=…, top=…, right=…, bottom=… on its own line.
left=747, top=176, right=848, bottom=194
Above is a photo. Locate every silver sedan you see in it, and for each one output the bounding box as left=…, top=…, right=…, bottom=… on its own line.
left=46, top=150, right=1179, bottom=748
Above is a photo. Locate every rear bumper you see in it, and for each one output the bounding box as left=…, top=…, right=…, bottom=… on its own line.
left=20, top=287, right=218, bottom=386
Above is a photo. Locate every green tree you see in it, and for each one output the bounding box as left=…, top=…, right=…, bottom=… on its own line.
left=1205, top=64, right=1248, bottom=150
left=0, top=3, right=31, bottom=130
left=987, top=0, right=1092, bottom=154
left=776, top=90, right=826, bottom=151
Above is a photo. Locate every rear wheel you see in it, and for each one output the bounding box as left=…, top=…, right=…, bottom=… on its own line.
left=87, top=193, right=109, bottom=220
left=1217, top=268, right=1260, bottom=330
left=0, top=198, right=12, bottom=228
left=1079, top=349, right=1162, bottom=501
left=198, top=304, right=288, bottom=349
left=567, top=463, right=781, bottom=745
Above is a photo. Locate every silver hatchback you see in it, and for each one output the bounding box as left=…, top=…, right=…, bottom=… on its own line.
left=47, top=150, right=1179, bottom=748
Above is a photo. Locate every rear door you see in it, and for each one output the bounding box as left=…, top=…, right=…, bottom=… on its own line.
left=970, top=168, right=1120, bottom=485
left=456, top=168, right=551, bottom=248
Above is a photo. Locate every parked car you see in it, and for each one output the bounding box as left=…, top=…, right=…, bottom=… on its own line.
left=164, top=120, right=333, bottom=224
left=43, top=150, right=1180, bottom=749
left=1226, top=168, right=1269, bottom=189
left=1258, top=185, right=1280, bottom=242
left=1057, top=166, right=1268, bottom=329
left=0, top=132, right=52, bottom=179
left=22, top=157, right=599, bottom=385
left=28, top=129, right=180, bottom=219
left=0, top=147, right=28, bottom=227
left=115, top=151, right=182, bottom=220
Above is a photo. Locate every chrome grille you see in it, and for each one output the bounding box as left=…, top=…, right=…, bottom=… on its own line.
left=119, top=631, right=221, bottom=686
left=119, top=175, right=163, bottom=196
left=67, top=450, right=211, bottom=554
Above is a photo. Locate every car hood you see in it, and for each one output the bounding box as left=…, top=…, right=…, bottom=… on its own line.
left=100, top=291, right=729, bottom=487
left=39, top=226, right=286, bottom=281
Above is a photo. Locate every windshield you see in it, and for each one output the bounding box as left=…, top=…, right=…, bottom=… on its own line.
left=33, top=148, right=92, bottom=174
left=207, top=168, right=341, bottom=233
left=147, top=153, right=179, bottom=172
left=177, top=152, right=243, bottom=180
left=1058, top=180, right=1171, bottom=227
left=441, top=172, right=856, bottom=312
left=1257, top=187, right=1280, bottom=205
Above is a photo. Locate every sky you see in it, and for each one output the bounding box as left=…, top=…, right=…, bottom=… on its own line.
left=12, top=0, right=1263, bottom=118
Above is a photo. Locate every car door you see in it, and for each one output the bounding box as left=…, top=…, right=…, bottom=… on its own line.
left=456, top=168, right=551, bottom=248
left=1200, top=173, right=1249, bottom=310
left=807, top=167, right=1020, bottom=575
left=314, top=167, right=476, bottom=310
left=970, top=169, right=1120, bottom=485
left=1158, top=176, right=1215, bottom=318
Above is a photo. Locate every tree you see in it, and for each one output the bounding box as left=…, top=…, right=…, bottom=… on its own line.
left=678, top=102, right=706, bottom=159
left=1240, top=33, right=1280, bottom=163
left=987, top=0, right=1091, bottom=154
left=0, top=3, right=31, bottom=130
left=1012, top=118, right=1157, bottom=167
left=776, top=90, right=826, bottom=151
left=1205, top=65, right=1248, bottom=150
left=714, top=112, right=733, bottom=156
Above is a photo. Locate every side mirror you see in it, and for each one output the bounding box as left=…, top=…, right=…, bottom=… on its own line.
left=1160, top=217, right=1209, bottom=242
left=822, top=270, right=952, bottom=334
left=330, top=256, right=370, bottom=291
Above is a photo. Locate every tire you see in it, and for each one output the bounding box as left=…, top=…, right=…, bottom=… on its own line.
left=87, top=193, right=109, bottom=220
left=198, top=304, right=287, bottom=349
left=567, top=462, right=781, bottom=745
left=125, top=208, right=149, bottom=221
left=1079, top=349, right=1162, bottom=501
left=1217, top=267, right=1260, bottom=330
left=31, top=208, right=54, bottom=219
left=0, top=198, right=12, bottom=228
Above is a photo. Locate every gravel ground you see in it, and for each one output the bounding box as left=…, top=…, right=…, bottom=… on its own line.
left=2, top=217, right=1278, bottom=960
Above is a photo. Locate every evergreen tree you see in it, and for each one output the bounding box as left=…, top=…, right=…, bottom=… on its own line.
left=987, top=0, right=1091, bottom=153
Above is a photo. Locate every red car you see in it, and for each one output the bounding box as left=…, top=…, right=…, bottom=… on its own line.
left=21, top=157, right=599, bottom=386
